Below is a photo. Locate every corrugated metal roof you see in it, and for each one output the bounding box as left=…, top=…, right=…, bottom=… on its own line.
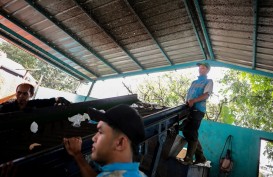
left=0, top=0, right=272, bottom=82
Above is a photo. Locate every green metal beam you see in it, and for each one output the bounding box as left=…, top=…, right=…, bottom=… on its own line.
left=0, top=31, right=81, bottom=81
left=124, top=0, right=174, bottom=65
left=98, top=61, right=201, bottom=81
left=0, top=8, right=99, bottom=78
left=252, top=0, right=258, bottom=69
left=73, top=0, right=145, bottom=70
left=193, top=0, right=215, bottom=60
left=202, top=60, right=273, bottom=78
left=0, top=24, right=94, bottom=82
left=97, top=60, right=273, bottom=80
left=25, top=0, right=121, bottom=75
left=84, top=81, right=96, bottom=102
left=183, top=0, right=207, bottom=60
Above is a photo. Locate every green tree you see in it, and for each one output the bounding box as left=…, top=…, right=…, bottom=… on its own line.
left=123, top=72, right=192, bottom=107
left=264, top=141, right=273, bottom=162
left=0, top=42, right=79, bottom=92
left=218, top=70, right=273, bottom=161
left=219, top=69, right=273, bottom=132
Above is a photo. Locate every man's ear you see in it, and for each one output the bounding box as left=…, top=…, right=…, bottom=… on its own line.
left=29, top=92, right=34, bottom=98
left=115, top=136, right=128, bottom=151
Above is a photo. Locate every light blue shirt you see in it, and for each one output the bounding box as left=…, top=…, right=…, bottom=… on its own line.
left=186, top=75, right=213, bottom=112
left=97, top=162, right=147, bottom=177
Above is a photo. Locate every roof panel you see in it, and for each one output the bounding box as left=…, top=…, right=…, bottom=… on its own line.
left=216, top=56, right=252, bottom=68
left=38, top=0, right=76, bottom=16
left=203, top=4, right=253, bottom=16
left=172, top=54, right=204, bottom=63
left=138, top=0, right=183, bottom=20
left=55, top=6, right=82, bottom=21
left=0, top=0, right=272, bottom=81
left=1, top=0, right=27, bottom=13
left=208, top=29, right=252, bottom=39
left=145, top=9, right=188, bottom=27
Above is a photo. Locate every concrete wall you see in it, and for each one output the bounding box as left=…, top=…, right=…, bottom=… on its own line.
left=198, top=120, right=273, bottom=177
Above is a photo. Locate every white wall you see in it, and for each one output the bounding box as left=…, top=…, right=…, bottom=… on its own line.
left=34, top=86, right=96, bottom=103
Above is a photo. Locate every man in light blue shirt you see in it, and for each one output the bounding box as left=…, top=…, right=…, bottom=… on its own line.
left=181, top=62, right=213, bottom=165
left=64, top=104, right=147, bottom=177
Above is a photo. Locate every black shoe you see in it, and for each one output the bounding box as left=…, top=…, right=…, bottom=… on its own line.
left=181, top=156, right=193, bottom=165
left=193, top=156, right=206, bottom=165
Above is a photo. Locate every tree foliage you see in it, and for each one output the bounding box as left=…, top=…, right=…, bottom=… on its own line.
left=123, top=72, right=192, bottom=107
left=264, top=140, right=273, bottom=161
left=219, top=69, right=273, bottom=132
left=0, top=42, right=79, bottom=92
left=219, top=70, right=273, bottom=160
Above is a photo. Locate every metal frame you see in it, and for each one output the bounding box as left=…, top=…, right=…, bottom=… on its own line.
left=98, top=59, right=273, bottom=80
left=252, top=0, right=258, bottom=70
left=193, top=0, right=215, bottom=60
left=0, top=0, right=272, bottom=81
left=205, top=60, right=273, bottom=78
left=183, top=0, right=207, bottom=60
left=84, top=81, right=96, bottom=101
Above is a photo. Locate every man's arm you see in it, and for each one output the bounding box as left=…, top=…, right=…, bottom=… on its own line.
left=187, top=80, right=213, bottom=107
left=55, top=97, right=71, bottom=106
left=72, top=154, right=98, bottom=177
left=63, top=137, right=97, bottom=177
left=187, top=93, right=210, bottom=107
left=0, top=101, right=18, bottom=113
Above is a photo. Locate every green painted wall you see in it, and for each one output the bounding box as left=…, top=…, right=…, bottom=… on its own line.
left=197, top=120, right=273, bottom=177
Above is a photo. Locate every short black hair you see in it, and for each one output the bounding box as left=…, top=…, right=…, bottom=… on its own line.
left=16, top=83, right=35, bottom=96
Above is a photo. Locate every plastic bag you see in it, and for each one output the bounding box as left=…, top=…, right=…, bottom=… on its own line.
left=220, top=157, right=233, bottom=173
left=68, top=114, right=87, bottom=127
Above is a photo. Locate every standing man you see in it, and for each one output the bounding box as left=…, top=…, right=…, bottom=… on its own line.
left=181, top=62, right=213, bottom=165
left=0, top=83, right=70, bottom=113
left=63, top=104, right=147, bottom=177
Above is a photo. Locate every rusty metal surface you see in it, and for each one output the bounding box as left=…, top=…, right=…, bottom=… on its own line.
left=0, top=0, right=272, bottom=81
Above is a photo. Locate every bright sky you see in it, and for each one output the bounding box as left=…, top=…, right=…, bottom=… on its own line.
left=78, top=66, right=229, bottom=103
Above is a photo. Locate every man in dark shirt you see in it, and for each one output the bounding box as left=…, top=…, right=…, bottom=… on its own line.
left=0, top=83, right=71, bottom=113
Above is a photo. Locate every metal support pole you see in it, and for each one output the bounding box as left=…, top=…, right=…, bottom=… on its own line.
left=252, top=0, right=258, bottom=69
left=183, top=0, right=207, bottom=60
left=33, top=74, right=44, bottom=99
left=84, top=81, right=96, bottom=101
left=150, top=124, right=168, bottom=177
left=193, top=0, right=215, bottom=60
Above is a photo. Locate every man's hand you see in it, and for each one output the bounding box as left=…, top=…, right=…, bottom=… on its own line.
left=0, top=161, right=17, bottom=177
left=63, top=137, right=82, bottom=157
left=55, top=97, right=71, bottom=106
left=187, top=99, right=196, bottom=107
